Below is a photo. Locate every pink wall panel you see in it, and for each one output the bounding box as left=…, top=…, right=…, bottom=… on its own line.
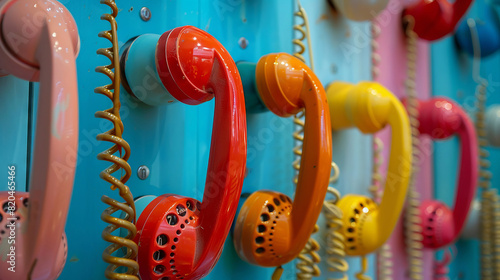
left=374, top=0, right=433, bottom=278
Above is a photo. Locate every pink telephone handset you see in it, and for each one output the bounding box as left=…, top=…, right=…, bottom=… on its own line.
left=404, top=97, right=478, bottom=248
left=0, top=0, right=79, bottom=279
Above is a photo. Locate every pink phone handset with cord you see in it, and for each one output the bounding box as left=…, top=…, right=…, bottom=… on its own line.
left=0, top=0, right=79, bottom=279
left=403, top=97, right=478, bottom=248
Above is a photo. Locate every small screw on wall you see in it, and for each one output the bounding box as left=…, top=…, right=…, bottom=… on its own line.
left=140, top=7, right=151, bottom=22
left=239, top=37, right=249, bottom=49
left=137, top=165, right=150, bottom=180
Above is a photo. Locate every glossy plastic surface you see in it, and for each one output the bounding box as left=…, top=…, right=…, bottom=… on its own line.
left=455, top=7, right=500, bottom=57
left=233, top=53, right=332, bottom=267
left=0, top=0, right=79, bottom=279
left=327, top=81, right=412, bottom=255
left=403, top=97, right=478, bottom=248
left=331, top=0, right=389, bottom=21
left=403, top=0, right=473, bottom=41
left=132, top=26, right=247, bottom=280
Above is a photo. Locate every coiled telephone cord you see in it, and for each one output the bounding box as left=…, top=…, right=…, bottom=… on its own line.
left=467, top=18, right=496, bottom=280
left=95, top=1, right=139, bottom=279
left=370, top=15, right=393, bottom=280
left=323, top=186, right=348, bottom=280
left=403, top=16, right=424, bottom=280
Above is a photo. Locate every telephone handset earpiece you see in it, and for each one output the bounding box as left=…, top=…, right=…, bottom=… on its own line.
left=402, top=97, right=478, bottom=248
left=403, top=0, right=473, bottom=41
left=455, top=11, right=500, bottom=57
left=121, top=26, right=247, bottom=280
left=0, top=0, right=79, bottom=279
left=328, top=0, right=389, bottom=21
left=326, top=81, right=412, bottom=255
left=233, top=53, right=332, bottom=267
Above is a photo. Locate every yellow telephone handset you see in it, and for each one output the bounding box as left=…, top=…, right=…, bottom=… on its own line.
left=327, top=81, right=412, bottom=255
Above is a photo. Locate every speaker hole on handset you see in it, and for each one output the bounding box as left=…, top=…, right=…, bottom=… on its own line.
left=176, top=230, right=181, bottom=235
left=186, top=200, right=194, bottom=210
left=153, top=250, right=166, bottom=261
left=22, top=198, right=28, bottom=207
left=2, top=202, right=15, bottom=213
left=157, top=234, right=169, bottom=246
left=348, top=227, right=355, bottom=233
left=354, top=209, right=360, bottom=214
left=260, top=213, right=270, bottom=222
left=171, top=245, right=176, bottom=250
left=266, top=204, right=275, bottom=213
left=350, top=217, right=356, bottom=223
left=273, top=198, right=281, bottom=206
left=170, top=259, right=175, bottom=264
left=348, top=238, right=354, bottom=242
left=176, top=205, right=186, bottom=217
left=153, top=265, right=166, bottom=275
left=257, top=225, right=266, bottom=233
left=280, top=195, right=287, bottom=203
left=255, top=236, right=265, bottom=244
left=185, top=219, right=189, bottom=224
left=255, top=247, right=265, bottom=254
left=166, top=214, right=178, bottom=225
left=173, top=237, right=179, bottom=243
left=180, top=224, right=185, bottom=229
left=170, top=252, right=175, bottom=257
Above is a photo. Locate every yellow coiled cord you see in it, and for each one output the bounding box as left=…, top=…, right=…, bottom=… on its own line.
left=95, top=1, right=139, bottom=279
left=292, top=2, right=322, bottom=279
left=467, top=18, right=495, bottom=280
left=323, top=186, right=348, bottom=280
left=403, top=16, right=424, bottom=280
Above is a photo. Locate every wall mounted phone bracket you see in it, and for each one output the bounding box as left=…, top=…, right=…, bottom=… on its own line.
left=237, top=62, right=267, bottom=114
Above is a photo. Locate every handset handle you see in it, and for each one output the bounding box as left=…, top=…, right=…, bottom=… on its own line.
left=26, top=17, right=79, bottom=277
left=156, top=26, right=247, bottom=275
left=0, top=1, right=79, bottom=277
left=255, top=53, right=332, bottom=254
left=376, top=96, right=411, bottom=241
left=451, top=108, right=478, bottom=237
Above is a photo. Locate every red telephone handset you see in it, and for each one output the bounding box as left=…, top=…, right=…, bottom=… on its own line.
left=122, top=26, right=247, bottom=280
left=403, top=97, right=478, bottom=248
left=403, top=0, right=473, bottom=41
left=0, top=0, right=79, bottom=279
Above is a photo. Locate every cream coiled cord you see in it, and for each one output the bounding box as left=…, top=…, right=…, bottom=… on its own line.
left=370, top=15, right=393, bottom=280
left=292, top=2, right=322, bottom=279
left=95, top=1, right=139, bottom=279
left=403, top=16, right=424, bottom=280
left=467, top=18, right=497, bottom=280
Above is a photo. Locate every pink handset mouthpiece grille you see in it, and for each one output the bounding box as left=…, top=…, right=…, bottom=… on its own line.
left=403, top=97, right=478, bottom=249
left=0, top=0, right=79, bottom=279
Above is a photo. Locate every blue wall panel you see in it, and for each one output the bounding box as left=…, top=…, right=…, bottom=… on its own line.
left=1, top=1, right=374, bottom=279
left=431, top=0, right=500, bottom=278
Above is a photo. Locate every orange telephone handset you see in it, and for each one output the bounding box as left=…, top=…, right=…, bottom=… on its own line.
left=233, top=53, right=332, bottom=267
